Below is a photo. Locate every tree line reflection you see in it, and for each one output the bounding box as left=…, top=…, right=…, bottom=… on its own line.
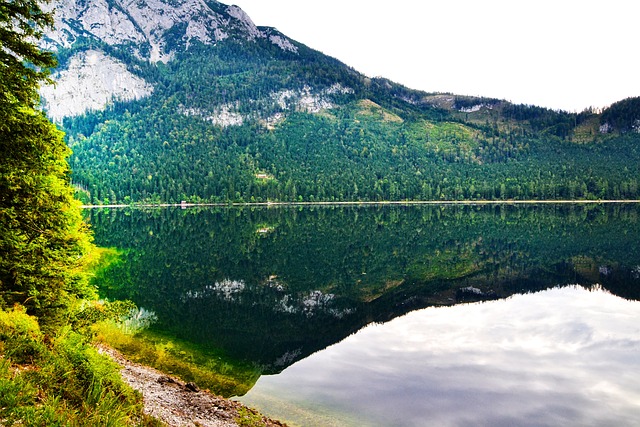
left=90, top=204, right=640, bottom=373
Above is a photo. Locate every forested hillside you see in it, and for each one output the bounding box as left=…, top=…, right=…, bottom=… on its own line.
left=41, top=0, right=640, bottom=204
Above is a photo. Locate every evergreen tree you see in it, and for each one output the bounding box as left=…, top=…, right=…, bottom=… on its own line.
left=0, top=0, right=56, bottom=106
left=0, top=0, right=94, bottom=327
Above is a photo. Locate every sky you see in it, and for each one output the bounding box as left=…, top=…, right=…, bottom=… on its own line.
left=229, top=0, right=639, bottom=112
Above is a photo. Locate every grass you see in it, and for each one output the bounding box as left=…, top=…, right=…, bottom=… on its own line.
left=93, top=319, right=261, bottom=397
left=0, top=249, right=274, bottom=426
left=571, top=115, right=601, bottom=143
left=0, top=305, right=162, bottom=426
left=356, top=99, right=404, bottom=123
left=236, top=406, right=267, bottom=427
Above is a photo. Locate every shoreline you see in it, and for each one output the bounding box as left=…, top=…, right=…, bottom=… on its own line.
left=99, top=344, right=286, bottom=427
left=81, top=199, right=640, bottom=209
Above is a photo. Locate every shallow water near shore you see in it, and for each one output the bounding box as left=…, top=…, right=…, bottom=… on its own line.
left=89, top=203, right=640, bottom=426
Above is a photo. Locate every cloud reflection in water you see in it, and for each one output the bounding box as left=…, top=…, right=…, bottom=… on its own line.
left=239, top=286, right=640, bottom=426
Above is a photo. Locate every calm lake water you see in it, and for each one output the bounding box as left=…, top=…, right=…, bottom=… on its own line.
left=89, top=204, right=640, bottom=426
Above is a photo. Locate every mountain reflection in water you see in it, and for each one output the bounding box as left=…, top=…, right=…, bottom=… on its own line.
left=90, top=204, right=640, bottom=399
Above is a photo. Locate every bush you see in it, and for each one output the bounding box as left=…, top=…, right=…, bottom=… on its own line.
left=0, top=305, right=44, bottom=363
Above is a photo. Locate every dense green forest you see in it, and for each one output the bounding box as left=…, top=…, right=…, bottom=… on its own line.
left=59, top=37, right=640, bottom=205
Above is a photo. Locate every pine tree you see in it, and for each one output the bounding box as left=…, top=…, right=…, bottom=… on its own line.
left=0, top=0, right=95, bottom=327
left=0, top=0, right=56, bottom=106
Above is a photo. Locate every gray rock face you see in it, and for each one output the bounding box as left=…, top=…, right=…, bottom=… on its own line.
left=40, top=50, right=154, bottom=122
left=39, top=0, right=299, bottom=120
left=43, top=0, right=294, bottom=62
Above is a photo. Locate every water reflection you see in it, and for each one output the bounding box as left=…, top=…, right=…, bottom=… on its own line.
left=89, top=204, right=640, bottom=390
left=239, top=286, right=640, bottom=427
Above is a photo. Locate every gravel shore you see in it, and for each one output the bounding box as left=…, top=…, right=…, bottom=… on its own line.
left=99, top=345, right=286, bottom=427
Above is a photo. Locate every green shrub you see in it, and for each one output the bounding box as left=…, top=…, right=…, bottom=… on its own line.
left=0, top=306, right=152, bottom=426
left=0, top=305, right=44, bottom=363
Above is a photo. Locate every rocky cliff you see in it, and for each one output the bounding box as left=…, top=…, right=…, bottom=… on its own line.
left=40, top=0, right=298, bottom=120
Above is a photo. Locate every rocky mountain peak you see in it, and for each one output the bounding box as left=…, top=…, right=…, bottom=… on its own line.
left=39, top=0, right=301, bottom=120
left=43, top=0, right=297, bottom=62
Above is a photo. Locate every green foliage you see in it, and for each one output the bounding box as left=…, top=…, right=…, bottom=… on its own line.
left=66, top=98, right=640, bottom=203
left=0, top=306, right=150, bottom=426
left=501, top=103, right=576, bottom=138
left=453, top=96, right=501, bottom=110
left=70, top=298, right=138, bottom=333
left=0, top=0, right=56, bottom=107
left=0, top=0, right=96, bottom=329
left=236, top=406, right=266, bottom=427
left=0, top=2, right=152, bottom=424
left=60, top=37, right=640, bottom=205
left=601, top=97, right=640, bottom=133
left=0, top=305, right=43, bottom=363
left=0, top=87, right=96, bottom=329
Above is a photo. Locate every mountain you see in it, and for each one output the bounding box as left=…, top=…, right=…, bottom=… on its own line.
left=39, top=0, right=640, bottom=204
left=39, top=0, right=297, bottom=120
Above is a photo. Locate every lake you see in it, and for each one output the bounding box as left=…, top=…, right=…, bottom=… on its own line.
left=89, top=203, right=640, bottom=426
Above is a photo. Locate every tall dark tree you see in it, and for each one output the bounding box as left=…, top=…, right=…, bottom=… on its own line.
left=0, top=0, right=56, bottom=106
left=0, top=0, right=95, bottom=327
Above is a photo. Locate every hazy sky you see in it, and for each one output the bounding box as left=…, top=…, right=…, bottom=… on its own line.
left=230, top=0, right=639, bottom=112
